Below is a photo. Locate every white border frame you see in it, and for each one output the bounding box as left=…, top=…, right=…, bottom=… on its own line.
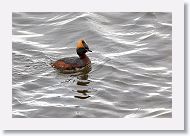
left=0, top=0, right=184, bottom=130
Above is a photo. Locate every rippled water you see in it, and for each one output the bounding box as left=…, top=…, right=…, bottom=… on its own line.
left=12, top=12, right=172, bottom=118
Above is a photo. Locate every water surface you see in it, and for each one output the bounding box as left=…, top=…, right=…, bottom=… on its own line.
left=12, top=12, right=172, bottom=118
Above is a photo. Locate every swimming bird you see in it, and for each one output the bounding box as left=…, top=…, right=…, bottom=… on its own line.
left=51, top=39, right=92, bottom=73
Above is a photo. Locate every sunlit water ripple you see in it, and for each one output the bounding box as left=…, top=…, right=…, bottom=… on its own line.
left=12, top=12, right=172, bottom=118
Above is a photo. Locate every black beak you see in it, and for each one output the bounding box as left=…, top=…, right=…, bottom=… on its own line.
left=83, top=41, right=92, bottom=52
left=87, top=49, right=92, bottom=52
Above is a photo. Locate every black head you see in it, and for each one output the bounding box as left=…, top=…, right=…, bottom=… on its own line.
left=76, top=39, right=92, bottom=56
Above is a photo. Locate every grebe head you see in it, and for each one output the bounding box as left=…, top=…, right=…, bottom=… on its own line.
left=76, top=39, right=92, bottom=56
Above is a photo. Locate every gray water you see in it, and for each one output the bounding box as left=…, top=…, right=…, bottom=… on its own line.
left=12, top=12, right=172, bottom=118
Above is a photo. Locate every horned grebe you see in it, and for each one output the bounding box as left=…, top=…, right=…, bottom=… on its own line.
left=51, top=39, right=92, bottom=73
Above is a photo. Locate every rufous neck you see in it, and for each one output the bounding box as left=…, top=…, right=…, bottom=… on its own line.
left=79, top=53, right=87, bottom=59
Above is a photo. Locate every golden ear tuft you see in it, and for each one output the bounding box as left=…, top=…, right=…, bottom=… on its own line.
left=77, top=39, right=84, bottom=49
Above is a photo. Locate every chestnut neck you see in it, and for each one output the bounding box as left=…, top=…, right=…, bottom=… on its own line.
left=79, top=53, right=87, bottom=59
